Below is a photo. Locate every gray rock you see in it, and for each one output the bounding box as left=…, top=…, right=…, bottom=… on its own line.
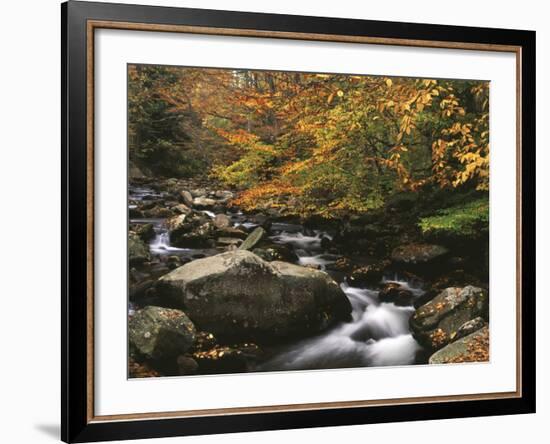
left=129, top=306, right=196, bottom=360
left=454, top=317, right=487, bottom=342
left=179, top=190, right=194, bottom=207
left=193, top=197, right=217, bottom=209
left=213, top=214, right=231, bottom=229
left=156, top=250, right=351, bottom=342
left=166, top=212, right=215, bottom=248
left=391, top=243, right=449, bottom=265
left=238, top=227, right=266, bottom=251
left=172, top=203, right=192, bottom=215
left=214, top=190, right=234, bottom=200
left=410, top=286, right=488, bottom=351
left=190, top=188, right=207, bottom=198
left=429, top=326, right=489, bottom=364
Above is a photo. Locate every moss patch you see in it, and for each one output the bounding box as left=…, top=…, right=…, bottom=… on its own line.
left=418, top=198, right=488, bottom=237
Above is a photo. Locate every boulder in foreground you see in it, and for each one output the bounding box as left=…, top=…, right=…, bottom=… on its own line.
left=410, top=285, right=488, bottom=351
left=429, top=326, right=489, bottom=364
left=129, top=306, right=196, bottom=360
left=156, top=250, right=352, bottom=342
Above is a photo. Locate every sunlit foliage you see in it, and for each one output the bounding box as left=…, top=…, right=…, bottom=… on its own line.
left=128, top=65, right=489, bottom=218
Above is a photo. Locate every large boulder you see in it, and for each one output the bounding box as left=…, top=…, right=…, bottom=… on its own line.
left=129, top=233, right=150, bottom=264
left=391, top=243, right=448, bottom=265
left=156, top=250, right=351, bottom=342
left=129, top=306, right=196, bottom=360
left=429, top=326, right=489, bottom=364
left=410, top=286, right=488, bottom=351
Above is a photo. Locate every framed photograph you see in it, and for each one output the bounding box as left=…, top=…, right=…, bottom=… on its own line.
left=62, top=1, right=535, bottom=442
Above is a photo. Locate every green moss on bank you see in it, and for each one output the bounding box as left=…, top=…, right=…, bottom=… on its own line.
left=418, top=198, right=489, bottom=237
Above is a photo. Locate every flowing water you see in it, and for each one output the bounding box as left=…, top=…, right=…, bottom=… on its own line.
left=259, top=226, right=424, bottom=370
left=129, top=184, right=425, bottom=370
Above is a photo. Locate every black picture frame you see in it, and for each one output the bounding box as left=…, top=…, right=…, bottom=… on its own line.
left=62, top=1, right=536, bottom=442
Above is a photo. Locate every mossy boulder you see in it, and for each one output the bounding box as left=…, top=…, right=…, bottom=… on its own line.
left=129, top=233, right=150, bottom=265
left=129, top=306, right=196, bottom=360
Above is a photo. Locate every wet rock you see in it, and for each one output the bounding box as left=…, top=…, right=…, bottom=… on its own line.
left=135, top=223, right=156, bottom=242
left=328, top=257, right=354, bottom=273
left=156, top=250, right=351, bottom=343
left=252, top=244, right=298, bottom=262
left=129, top=233, right=151, bottom=265
left=453, top=317, right=487, bottom=342
left=238, top=227, right=266, bottom=251
left=429, top=326, right=489, bottom=364
left=129, top=306, right=196, bottom=360
left=391, top=243, right=449, bottom=265
left=166, top=212, right=216, bottom=248
left=410, top=286, right=488, bottom=351
left=349, top=260, right=390, bottom=286
left=378, top=282, right=414, bottom=306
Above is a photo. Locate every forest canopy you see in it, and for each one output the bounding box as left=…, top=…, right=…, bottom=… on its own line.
left=128, top=65, right=489, bottom=221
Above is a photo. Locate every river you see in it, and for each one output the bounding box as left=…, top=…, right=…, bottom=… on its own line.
left=129, top=184, right=427, bottom=371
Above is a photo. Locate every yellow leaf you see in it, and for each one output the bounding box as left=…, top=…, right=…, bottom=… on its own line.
left=385, top=78, right=393, bottom=88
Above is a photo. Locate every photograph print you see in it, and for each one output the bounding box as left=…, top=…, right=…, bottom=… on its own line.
left=127, top=64, right=490, bottom=378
